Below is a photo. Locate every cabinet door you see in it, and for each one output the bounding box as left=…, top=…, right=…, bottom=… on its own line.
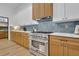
left=20, top=33, right=24, bottom=46
left=32, top=3, right=40, bottom=20
left=4, top=32, right=8, bottom=38
left=39, top=3, right=45, bottom=18
left=10, top=32, right=13, bottom=40
left=53, top=3, right=65, bottom=21
left=63, top=41, right=68, bottom=56
left=14, top=32, right=17, bottom=42
left=67, top=40, right=79, bottom=56
left=65, top=3, right=79, bottom=20
left=49, top=36, right=64, bottom=56
left=23, top=33, right=29, bottom=48
left=23, top=38, right=29, bottom=48
left=32, top=3, right=36, bottom=20
left=17, top=32, right=21, bottom=44
left=44, top=3, right=53, bottom=17
left=0, top=32, right=5, bottom=39
left=11, top=32, right=16, bottom=41
left=14, top=32, right=18, bottom=42
left=32, top=3, right=53, bottom=20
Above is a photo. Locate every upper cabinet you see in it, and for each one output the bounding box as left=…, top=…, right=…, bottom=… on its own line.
left=32, top=3, right=53, bottom=20
left=53, top=3, right=65, bottom=21
left=32, top=3, right=40, bottom=20
left=32, top=3, right=79, bottom=21
left=53, top=3, right=79, bottom=22
left=44, top=3, right=53, bottom=17
left=65, top=3, right=79, bottom=20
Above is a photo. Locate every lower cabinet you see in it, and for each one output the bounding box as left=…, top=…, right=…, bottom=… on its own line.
left=11, top=31, right=29, bottom=48
left=0, top=32, right=8, bottom=39
left=67, top=40, right=79, bottom=56
left=49, top=37, right=64, bottom=56
left=49, top=35, right=79, bottom=56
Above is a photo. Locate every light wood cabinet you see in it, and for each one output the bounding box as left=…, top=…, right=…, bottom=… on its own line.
left=4, top=32, right=8, bottom=38
left=32, top=3, right=53, bottom=20
left=0, top=32, right=8, bottom=39
left=39, top=3, right=45, bottom=18
left=49, top=37, right=64, bottom=56
left=0, top=32, right=4, bottom=39
left=67, top=40, right=79, bottom=56
left=44, top=3, right=53, bottom=17
left=11, top=31, right=29, bottom=48
left=32, top=3, right=40, bottom=20
left=49, top=35, right=79, bottom=56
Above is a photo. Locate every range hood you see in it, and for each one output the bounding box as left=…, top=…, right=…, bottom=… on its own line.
left=36, top=16, right=53, bottom=22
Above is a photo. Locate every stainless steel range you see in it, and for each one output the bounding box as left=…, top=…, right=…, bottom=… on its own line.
left=29, top=32, right=52, bottom=56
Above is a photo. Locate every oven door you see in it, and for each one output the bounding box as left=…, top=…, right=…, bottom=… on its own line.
left=30, top=39, right=48, bottom=55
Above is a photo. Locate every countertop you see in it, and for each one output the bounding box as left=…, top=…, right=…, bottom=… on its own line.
left=0, top=30, right=8, bottom=32
left=11, top=30, right=31, bottom=33
left=11, top=31, right=79, bottom=38
left=50, top=33, right=79, bottom=39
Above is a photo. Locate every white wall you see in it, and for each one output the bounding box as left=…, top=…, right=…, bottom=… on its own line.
left=0, top=3, right=21, bottom=26
left=13, top=3, right=38, bottom=26
left=0, top=5, right=13, bottom=21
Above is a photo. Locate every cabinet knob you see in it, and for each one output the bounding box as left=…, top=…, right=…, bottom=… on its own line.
left=64, top=45, right=67, bottom=47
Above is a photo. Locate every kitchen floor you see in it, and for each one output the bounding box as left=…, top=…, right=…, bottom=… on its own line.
left=0, top=39, right=32, bottom=56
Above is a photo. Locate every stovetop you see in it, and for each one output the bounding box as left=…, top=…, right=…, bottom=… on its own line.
left=32, top=31, right=53, bottom=34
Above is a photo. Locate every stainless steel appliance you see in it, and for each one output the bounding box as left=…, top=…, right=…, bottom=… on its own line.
left=29, top=32, right=52, bottom=56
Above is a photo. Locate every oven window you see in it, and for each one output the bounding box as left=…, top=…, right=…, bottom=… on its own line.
left=31, top=40, right=45, bottom=49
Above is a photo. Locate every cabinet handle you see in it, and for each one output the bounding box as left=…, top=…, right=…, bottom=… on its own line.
left=64, top=46, right=66, bottom=47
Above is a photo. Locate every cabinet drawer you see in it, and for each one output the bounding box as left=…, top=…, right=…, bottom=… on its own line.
left=49, top=35, right=68, bottom=41
left=23, top=39, right=29, bottom=48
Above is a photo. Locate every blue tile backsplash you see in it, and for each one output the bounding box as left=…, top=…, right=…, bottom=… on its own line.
left=56, top=21, right=79, bottom=33
left=23, top=25, right=38, bottom=31
left=37, top=21, right=54, bottom=32
left=24, top=20, right=79, bottom=33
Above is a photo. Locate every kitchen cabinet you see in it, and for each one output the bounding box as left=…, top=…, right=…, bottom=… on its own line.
left=39, top=3, right=45, bottom=19
left=53, top=3, right=79, bottom=21
left=67, top=40, right=79, bottom=56
left=44, top=3, right=53, bottom=17
left=49, top=36, right=64, bottom=56
left=4, top=32, right=8, bottom=38
left=32, top=3, right=40, bottom=20
left=11, top=32, right=16, bottom=42
left=0, top=32, right=4, bottom=39
left=65, top=3, right=79, bottom=20
left=32, top=3, right=53, bottom=20
left=49, top=35, right=79, bottom=56
left=0, top=32, right=8, bottom=39
left=53, top=3, right=65, bottom=21
left=11, top=31, right=29, bottom=48
left=23, top=33, right=29, bottom=48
